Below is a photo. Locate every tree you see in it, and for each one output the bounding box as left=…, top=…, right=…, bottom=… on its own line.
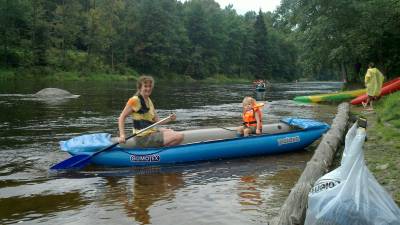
left=253, top=10, right=270, bottom=79
left=274, top=0, right=400, bottom=81
left=134, top=0, right=188, bottom=76
left=0, top=0, right=32, bottom=67
left=51, top=0, right=83, bottom=69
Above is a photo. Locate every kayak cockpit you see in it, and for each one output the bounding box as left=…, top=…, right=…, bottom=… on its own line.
left=116, top=122, right=296, bottom=148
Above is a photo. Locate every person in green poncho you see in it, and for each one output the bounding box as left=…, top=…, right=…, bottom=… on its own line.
left=362, top=62, right=384, bottom=110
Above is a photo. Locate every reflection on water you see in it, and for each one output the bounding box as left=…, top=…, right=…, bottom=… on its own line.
left=103, top=173, right=184, bottom=224
left=238, top=175, right=264, bottom=206
left=0, top=80, right=342, bottom=224
left=0, top=192, right=89, bottom=223
left=255, top=91, right=266, bottom=101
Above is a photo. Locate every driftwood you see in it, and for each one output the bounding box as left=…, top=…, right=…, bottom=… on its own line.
left=272, top=102, right=350, bottom=225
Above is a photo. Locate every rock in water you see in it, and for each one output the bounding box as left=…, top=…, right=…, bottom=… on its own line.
left=34, top=88, right=79, bottom=98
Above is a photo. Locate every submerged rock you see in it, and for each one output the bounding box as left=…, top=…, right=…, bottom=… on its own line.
left=34, top=88, right=79, bottom=99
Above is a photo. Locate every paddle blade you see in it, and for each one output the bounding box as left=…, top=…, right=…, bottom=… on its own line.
left=50, top=154, right=92, bottom=170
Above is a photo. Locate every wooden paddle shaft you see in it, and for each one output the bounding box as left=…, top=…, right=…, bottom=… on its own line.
left=97, top=115, right=172, bottom=154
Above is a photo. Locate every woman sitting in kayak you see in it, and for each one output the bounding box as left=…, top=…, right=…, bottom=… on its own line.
left=118, top=75, right=183, bottom=147
left=237, top=97, right=264, bottom=137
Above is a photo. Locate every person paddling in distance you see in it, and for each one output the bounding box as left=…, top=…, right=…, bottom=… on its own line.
left=237, top=97, right=264, bottom=137
left=118, top=75, right=183, bottom=147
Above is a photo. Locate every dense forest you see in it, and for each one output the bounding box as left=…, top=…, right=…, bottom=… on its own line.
left=0, top=0, right=399, bottom=81
left=275, top=0, right=400, bottom=82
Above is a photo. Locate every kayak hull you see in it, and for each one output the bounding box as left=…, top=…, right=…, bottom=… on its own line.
left=294, top=89, right=365, bottom=103
left=61, top=118, right=329, bottom=167
left=350, top=77, right=400, bottom=105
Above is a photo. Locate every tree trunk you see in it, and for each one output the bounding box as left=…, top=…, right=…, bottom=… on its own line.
left=62, top=0, right=66, bottom=69
left=340, top=62, right=347, bottom=82
left=31, top=1, right=37, bottom=66
left=110, top=0, right=114, bottom=72
left=272, top=103, right=350, bottom=225
left=4, top=0, right=9, bottom=66
left=87, top=0, right=96, bottom=65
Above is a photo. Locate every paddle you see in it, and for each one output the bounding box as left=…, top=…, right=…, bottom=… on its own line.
left=50, top=115, right=173, bottom=170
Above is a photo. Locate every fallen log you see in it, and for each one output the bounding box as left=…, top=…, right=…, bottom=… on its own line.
left=272, top=102, right=350, bottom=225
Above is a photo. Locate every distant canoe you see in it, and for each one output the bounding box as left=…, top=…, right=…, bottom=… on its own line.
left=256, top=86, right=266, bottom=92
left=59, top=118, right=329, bottom=167
left=294, top=89, right=365, bottom=103
left=350, top=77, right=400, bottom=105
left=255, top=82, right=270, bottom=92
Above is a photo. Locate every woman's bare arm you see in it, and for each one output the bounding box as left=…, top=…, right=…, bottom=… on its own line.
left=118, top=104, right=134, bottom=143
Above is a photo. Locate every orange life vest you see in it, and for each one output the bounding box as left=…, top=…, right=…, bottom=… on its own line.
left=242, top=103, right=264, bottom=127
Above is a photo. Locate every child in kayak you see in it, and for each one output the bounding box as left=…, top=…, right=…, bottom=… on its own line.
left=237, top=97, right=264, bottom=137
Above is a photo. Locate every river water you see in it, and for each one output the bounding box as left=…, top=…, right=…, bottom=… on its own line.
left=0, top=80, right=343, bottom=225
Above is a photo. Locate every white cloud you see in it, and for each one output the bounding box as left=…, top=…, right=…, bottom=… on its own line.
left=179, top=0, right=281, bottom=15
left=215, top=0, right=281, bottom=14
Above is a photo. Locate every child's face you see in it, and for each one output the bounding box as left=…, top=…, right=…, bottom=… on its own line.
left=244, top=102, right=252, bottom=111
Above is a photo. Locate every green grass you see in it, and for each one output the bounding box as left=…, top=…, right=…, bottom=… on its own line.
left=0, top=68, right=256, bottom=83
left=0, top=69, right=17, bottom=80
left=0, top=68, right=140, bottom=81
left=44, top=71, right=138, bottom=81
left=361, top=92, right=400, bottom=205
left=374, top=92, right=400, bottom=146
left=376, top=92, right=400, bottom=131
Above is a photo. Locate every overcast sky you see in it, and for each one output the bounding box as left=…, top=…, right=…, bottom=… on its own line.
left=214, top=0, right=281, bottom=14
left=179, top=0, right=281, bottom=14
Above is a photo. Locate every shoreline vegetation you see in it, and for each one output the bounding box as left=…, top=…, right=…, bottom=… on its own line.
left=351, top=92, right=400, bottom=205
left=1, top=68, right=350, bottom=84
left=1, top=0, right=399, bottom=85
left=0, top=68, right=286, bottom=83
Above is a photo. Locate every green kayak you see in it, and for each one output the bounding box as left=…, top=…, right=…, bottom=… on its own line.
left=294, top=89, right=366, bottom=103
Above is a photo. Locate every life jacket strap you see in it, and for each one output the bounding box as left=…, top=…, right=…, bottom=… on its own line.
left=133, top=119, right=154, bottom=130
left=243, top=121, right=257, bottom=127
left=137, top=95, right=149, bottom=114
left=132, top=95, right=154, bottom=130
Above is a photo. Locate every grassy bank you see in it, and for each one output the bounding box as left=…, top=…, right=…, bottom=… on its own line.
left=0, top=68, right=254, bottom=84
left=0, top=68, right=138, bottom=81
left=354, top=92, right=400, bottom=205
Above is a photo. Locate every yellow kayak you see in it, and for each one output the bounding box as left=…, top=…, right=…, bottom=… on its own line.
left=294, top=89, right=366, bottom=103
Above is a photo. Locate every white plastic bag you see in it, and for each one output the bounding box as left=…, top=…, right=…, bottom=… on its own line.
left=305, top=123, right=400, bottom=225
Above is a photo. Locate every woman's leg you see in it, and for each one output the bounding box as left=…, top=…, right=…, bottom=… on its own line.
left=159, top=128, right=172, bottom=132
left=362, top=96, right=371, bottom=108
left=364, top=96, right=376, bottom=110
left=237, top=126, right=244, bottom=137
left=369, top=96, right=375, bottom=110
left=243, top=128, right=251, bottom=137
left=162, top=130, right=184, bottom=146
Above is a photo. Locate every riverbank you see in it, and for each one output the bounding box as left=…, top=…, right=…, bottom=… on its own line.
left=352, top=91, right=400, bottom=205
left=273, top=103, right=350, bottom=224
left=0, top=68, right=137, bottom=81
left=0, top=68, right=254, bottom=84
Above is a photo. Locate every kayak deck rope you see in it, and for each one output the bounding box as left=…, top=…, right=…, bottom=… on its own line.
left=218, top=127, right=237, bottom=132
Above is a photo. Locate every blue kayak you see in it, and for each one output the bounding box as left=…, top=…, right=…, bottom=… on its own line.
left=60, top=118, right=329, bottom=167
